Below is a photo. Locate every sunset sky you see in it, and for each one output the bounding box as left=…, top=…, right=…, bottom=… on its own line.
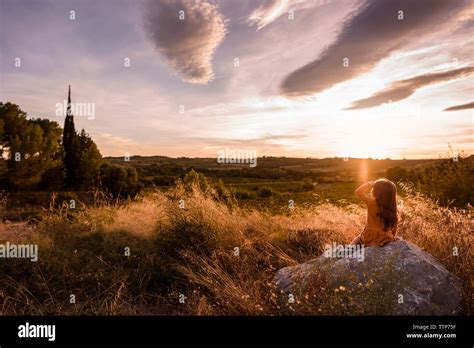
left=1, top=0, right=473, bottom=158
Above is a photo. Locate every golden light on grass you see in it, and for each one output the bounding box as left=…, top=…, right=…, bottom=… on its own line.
left=0, top=184, right=471, bottom=315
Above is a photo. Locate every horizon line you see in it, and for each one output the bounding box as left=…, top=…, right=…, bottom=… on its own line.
left=103, top=154, right=471, bottom=161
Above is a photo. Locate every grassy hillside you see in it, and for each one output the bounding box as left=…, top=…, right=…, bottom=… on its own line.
left=6, top=155, right=470, bottom=222
left=0, top=183, right=472, bottom=315
left=105, top=156, right=438, bottom=186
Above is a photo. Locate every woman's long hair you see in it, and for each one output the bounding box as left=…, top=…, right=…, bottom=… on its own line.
left=372, top=178, right=398, bottom=231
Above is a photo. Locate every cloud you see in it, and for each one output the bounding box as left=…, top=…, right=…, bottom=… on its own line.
left=280, top=0, right=470, bottom=96
left=346, top=66, right=474, bottom=110
left=247, top=0, right=294, bottom=30
left=187, top=97, right=294, bottom=117
left=420, top=128, right=473, bottom=139
left=444, top=101, right=474, bottom=112
left=92, top=133, right=140, bottom=156
left=185, top=132, right=309, bottom=149
left=142, top=0, right=227, bottom=84
left=247, top=0, right=318, bottom=30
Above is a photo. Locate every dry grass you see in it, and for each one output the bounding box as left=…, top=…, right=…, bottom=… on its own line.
left=0, top=183, right=471, bottom=315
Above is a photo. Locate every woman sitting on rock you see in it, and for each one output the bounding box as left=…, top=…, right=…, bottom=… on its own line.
left=351, top=178, right=398, bottom=247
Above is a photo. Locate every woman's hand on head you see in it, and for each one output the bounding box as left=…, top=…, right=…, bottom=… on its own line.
left=355, top=181, right=376, bottom=205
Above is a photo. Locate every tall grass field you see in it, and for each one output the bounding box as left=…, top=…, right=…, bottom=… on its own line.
left=0, top=183, right=471, bottom=315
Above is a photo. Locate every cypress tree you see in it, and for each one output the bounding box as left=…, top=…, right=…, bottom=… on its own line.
left=63, top=85, right=77, bottom=187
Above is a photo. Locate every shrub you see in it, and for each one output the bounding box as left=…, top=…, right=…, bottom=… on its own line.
left=414, top=156, right=473, bottom=207
left=258, top=186, right=274, bottom=198
left=301, top=179, right=314, bottom=191
left=99, top=162, right=143, bottom=198
left=183, top=169, right=209, bottom=193
left=234, top=189, right=257, bottom=200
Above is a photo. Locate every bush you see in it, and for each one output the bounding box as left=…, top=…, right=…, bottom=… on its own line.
left=152, top=175, right=175, bottom=186
left=99, top=162, right=143, bottom=198
left=258, top=186, right=274, bottom=198
left=183, top=169, right=209, bottom=193
left=414, top=156, right=473, bottom=207
left=301, top=179, right=314, bottom=191
left=213, top=179, right=233, bottom=202
left=387, top=155, right=473, bottom=208
left=234, top=189, right=257, bottom=200
left=386, top=166, right=412, bottom=182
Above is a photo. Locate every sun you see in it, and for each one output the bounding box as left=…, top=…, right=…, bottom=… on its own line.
left=339, top=141, right=390, bottom=159
left=335, top=123, right=407, bottom=160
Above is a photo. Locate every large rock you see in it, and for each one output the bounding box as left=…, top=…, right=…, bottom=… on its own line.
left=273, top=240, right=463, bottom=315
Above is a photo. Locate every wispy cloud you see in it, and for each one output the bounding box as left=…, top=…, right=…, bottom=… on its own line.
left=92, top=133, right=140, bottom=156
left=444, top=101, right=474, bottom=112
left=247, top=0, right=312, bottom=30
left=186, top=132, right=309, bottom=149
left=280, top=0, right=470, bottom=97
left=142, top=0, right=227, bottom=84
left=420, top=128, right=473, bottom=139
left=248, top=0, right=288, bottom=30
left=346, top=66, right=474, bottom=110
left=187, top=97, right=295, bottom=117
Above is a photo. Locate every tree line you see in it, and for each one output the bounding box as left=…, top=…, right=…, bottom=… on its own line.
left=386, top=154, right=473, bottom=208
left=0, top=100, right=141, bottom=197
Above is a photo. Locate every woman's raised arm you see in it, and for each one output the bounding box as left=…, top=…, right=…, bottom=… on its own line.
left=355, top=181, right=375, bottom=205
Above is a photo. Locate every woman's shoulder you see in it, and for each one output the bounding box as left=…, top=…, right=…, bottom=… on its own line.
left=366, top=196, right=377, bottom=207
